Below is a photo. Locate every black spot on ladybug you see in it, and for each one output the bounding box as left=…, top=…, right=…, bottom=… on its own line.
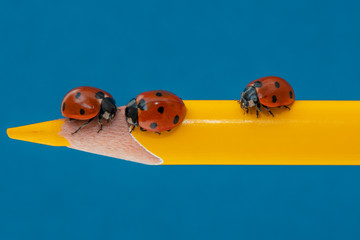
left=289, top=91, right=293, bottom=99
left=173, top=115, right=179, bottom=124
left=138, top=99, right=146, bottom=110
left=80, top=109, right=85, bottom=115
left=75, top=92, right=81, bottom=99
left=254, top=81, right=262, bottom=88
left=272, top=95, right=277, bottom=103
left=156, top=92, right=162, bottom=97
left=150, top=122, right=157, bottom=129
left=275, top=82, right=280, bottom=88
left=62, top=102, right=65, bottom=111
left=95, top=91, right=105, bottom=99
left=158, top=106, right=164, bottom=114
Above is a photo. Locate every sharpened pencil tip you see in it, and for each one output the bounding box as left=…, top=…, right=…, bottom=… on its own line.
left=7, top=119, right=70, bottom=147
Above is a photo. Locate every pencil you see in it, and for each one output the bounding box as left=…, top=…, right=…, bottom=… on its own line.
left=6, top=100, right=360, bottom=165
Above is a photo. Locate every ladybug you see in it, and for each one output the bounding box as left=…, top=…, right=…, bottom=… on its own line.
left=238, top=76, right=295, bottom=117
left=61, top=86, right=117, bottom=134
left=125, top=90, right=187, bottom=133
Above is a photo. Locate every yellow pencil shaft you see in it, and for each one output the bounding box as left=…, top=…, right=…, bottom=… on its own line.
left=6, top=100, right=360, bottom=165
left=132, top=101, right=360, bottom=165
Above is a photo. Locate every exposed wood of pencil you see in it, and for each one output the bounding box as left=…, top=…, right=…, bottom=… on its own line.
left=6, top=101, right=360, bottom=165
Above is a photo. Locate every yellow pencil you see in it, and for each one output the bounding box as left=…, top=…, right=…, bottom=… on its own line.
left=6, top=100, right=360, bottom=165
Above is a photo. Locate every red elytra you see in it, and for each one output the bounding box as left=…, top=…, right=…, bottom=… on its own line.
left=247, top=76, right=295, bottom=107
left=125, top=90, right=187, bottom=132
left=239, top=76, right=295, bottom=116
left=61, top=86, right=115, bottom=120
left=61, top=86, right=117, bottom=134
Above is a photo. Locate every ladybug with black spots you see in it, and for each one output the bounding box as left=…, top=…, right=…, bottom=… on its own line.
left=125, top=90, right=187, bottom=133
left=238, top=76, right=295, bottom=117
left=61, top=86, right=117, bottom=134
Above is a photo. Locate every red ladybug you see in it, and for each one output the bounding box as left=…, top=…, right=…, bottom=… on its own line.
left=125, top=90, right=187, bottom=133
left=61, top=86, right=117, bottom=134
left=238, top=76, right=295, bottom=117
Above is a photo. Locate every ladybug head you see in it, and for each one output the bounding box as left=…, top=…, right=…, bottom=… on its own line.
left=125, top=98, right=138, bottom=126
left=100, top=97, right=117, bottom=120
left=240, top=86, right=258, bottom=109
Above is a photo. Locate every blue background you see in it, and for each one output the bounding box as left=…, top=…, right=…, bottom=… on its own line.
left=1, top=0, right=360, bottom=239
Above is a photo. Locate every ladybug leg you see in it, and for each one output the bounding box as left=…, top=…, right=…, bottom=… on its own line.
left=262, top=105, right=274, bottom=117
left=256, top=103, right=262, bottom=118
left=140, top=127, right=147, bottom=132
left=283, top=105, right=291, bottom=110
left=129, top=125, right=135, bottom=133
left=72, top=118, right=95, bottom=135
left=97, top=117, right=103, bottom=133
left=155, top=132, right=161, bottom=135
left=246, top=108, right=249, bottom=114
